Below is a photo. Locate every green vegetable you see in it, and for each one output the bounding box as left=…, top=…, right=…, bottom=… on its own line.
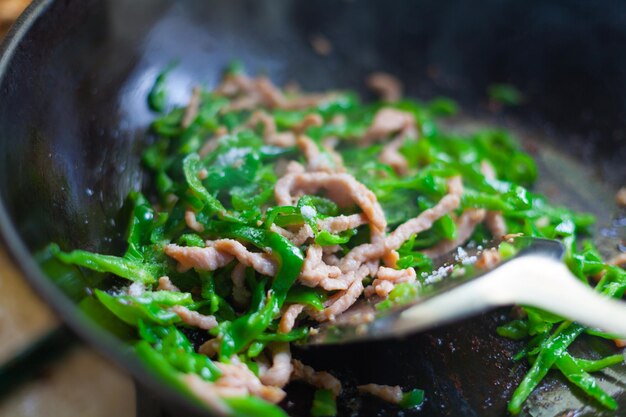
left=488, top=83, right=524, bottom=106
left=508, top=323, right=584, bottom=414
left=50, top=245, right=157, bottom=284
left=139, top=321, right=222, bottom=381
left=555, top=353, right=617, bottom=410
left=311, top=389, right=337, bottom=417
left=399, top=388, right=425, bottom=408
left=148, top=64, right=176, bottom=112
left=496, top=320, right=529, bottom=340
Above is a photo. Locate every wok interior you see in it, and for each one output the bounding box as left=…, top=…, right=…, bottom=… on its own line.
left=0, top=1, right=624, bottom=416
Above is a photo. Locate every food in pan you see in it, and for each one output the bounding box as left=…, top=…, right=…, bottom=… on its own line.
left=43, top=65, right=626, bottom=416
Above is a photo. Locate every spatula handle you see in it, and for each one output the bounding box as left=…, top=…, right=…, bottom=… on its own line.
left=394, top=255, right=626, bottom=338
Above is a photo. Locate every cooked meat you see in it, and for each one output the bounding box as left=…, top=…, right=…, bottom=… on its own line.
left=366, top=72, right=403, bottom=102
left=164, top=244, right=234, bottom=272
left=291, top=360, right=342, bottom=397
left=363, top=108, right=415, bottom=143
left=231, top=263, right=251, bottom=306
left=365, top=266, right=417, bottom=298
left=379, top=135, right=409, bottom=175
left=255, top=76, right=285, bottom=108
left=364, top=279, right=395, bottom=298
left=215, top=356, right=287, bottom=403
left=275, top=171, right=387, bottom=233
left=485, top=210, right=507, bottom=238
left=198, top=338, right=221, bottom=358
left=608, top=253, right=626, bottom=268
left=382, top=250, right=400, bottom=268
left=480, top=160, right=498, bottom=180
left=157, top=276, right=180, bottom=292
left=421, top=208, right=486, bottom=259
left=172, top=305, right=218, bottom=330
left=182, top=86, right=202, bottom=128
left=293, top=114, right=323, bottom=134
left=616, top=187, right=626, bottom=208
left=197, top=168, right=209, bottom=180
left=318, top=213, right=368, bottom=233
left=247, top=110, right=297, bottom=147
left=212, top=239, right=277, bottom=277
left=185, top=210, right=205, bottom=233
left=218, top=74, right=335, bottom=113
left=297, top=135, right=336, bottom=173
left=321, top=136, right=346, bottom=172
left=376, top=266, right=417, bottom=283
left=358, top=383, right=403, bottom=404
left=198, top=126, right=228, bottom=158
left=310, top=34, right=333, bottom=56
left=337, top=176, right=463, bottom=274
left=310, top=268, right=367, bottom=321
left=475, top=248, right=502, bottom=270
left=260, top=343, right=293, bottom=388
left=299, top=245, right=347, bottom=291
left=503, top=232, right=524, bottom=242
left=279, top=304, right=305, bottom=334
left=386, top=176, right=463, bottom=250
left=183, top=374, right=231, bottom=416
left=270, top=223, right=315, bottom=247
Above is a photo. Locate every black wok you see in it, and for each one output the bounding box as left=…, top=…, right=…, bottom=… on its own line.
left=0, top=1, right=624, bottom=416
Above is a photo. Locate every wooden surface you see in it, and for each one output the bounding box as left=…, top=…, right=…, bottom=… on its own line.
left=0, top=0, right=30, bottom=38
left=0, top=1, right=135, bottom=416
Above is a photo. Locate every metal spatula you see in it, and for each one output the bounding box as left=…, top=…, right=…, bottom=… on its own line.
left=307, top=237, right=626, bottom=345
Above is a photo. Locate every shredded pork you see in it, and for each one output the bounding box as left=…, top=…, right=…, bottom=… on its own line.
left=185, top=210, right=205, bottom=233
left=421, top=208, right=486, bottom=259
left=379, top=136, right=409, bottom=175
left=181, top=86, right=202, bottom=128
left=485, top=210, right=507, bottom=238
left=157, top=276, right=180, bottom=292
left=275, top=171, right=387, bottom=232
left=164, top=244, right=234, bottom=272
left=279, top=304, right=305, bottom=334
left=291, top=360, right=342, bottom=397
left=358, top=384, right=404, bottom=404
left=214, top=356, right=286, bottom=403
left=363, top=108, right=415, bottom=143
left=365, top=266, right=417, bottom=298
left=366, top=72, right=403, bottom=102
left=183, top=374, right=230, bottom=416
left=475, top=248, right=502, bottom=270
left=172, top=306, right=218, bottom=330
left=231, top=263, right=251, bottom=306
left=617, top=187, right=626, bottom=208
left=259, top=343, right=293, bottom=388
left=212, top=239, right=277, bottom=276
left=310, top=267, right=368, bottom=321
left=299, top=245, right=346, bottom=290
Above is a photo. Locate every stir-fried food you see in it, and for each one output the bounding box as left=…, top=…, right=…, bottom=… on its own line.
left=43, top=66, right=626, bottom=416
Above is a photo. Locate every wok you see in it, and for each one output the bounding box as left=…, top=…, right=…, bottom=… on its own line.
left=0, top=1, right=624, bottom=416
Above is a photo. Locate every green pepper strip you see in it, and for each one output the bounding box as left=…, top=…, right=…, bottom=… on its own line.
left=508, top=323, right=584, bottom=414
left=311, top=389, right=337, bottom=417
left=204, top=222, right=304, bottom=359
left=555, top=353, right=617, bottom=410
left=50, top=244, right=156, bottom=284
left=573, top=355, right=624, bottom=373
left=182, top=153, right=239, bottom=222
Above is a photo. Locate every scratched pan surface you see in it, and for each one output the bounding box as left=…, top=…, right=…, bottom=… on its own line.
left=0, top=1, right=625, bottom=416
